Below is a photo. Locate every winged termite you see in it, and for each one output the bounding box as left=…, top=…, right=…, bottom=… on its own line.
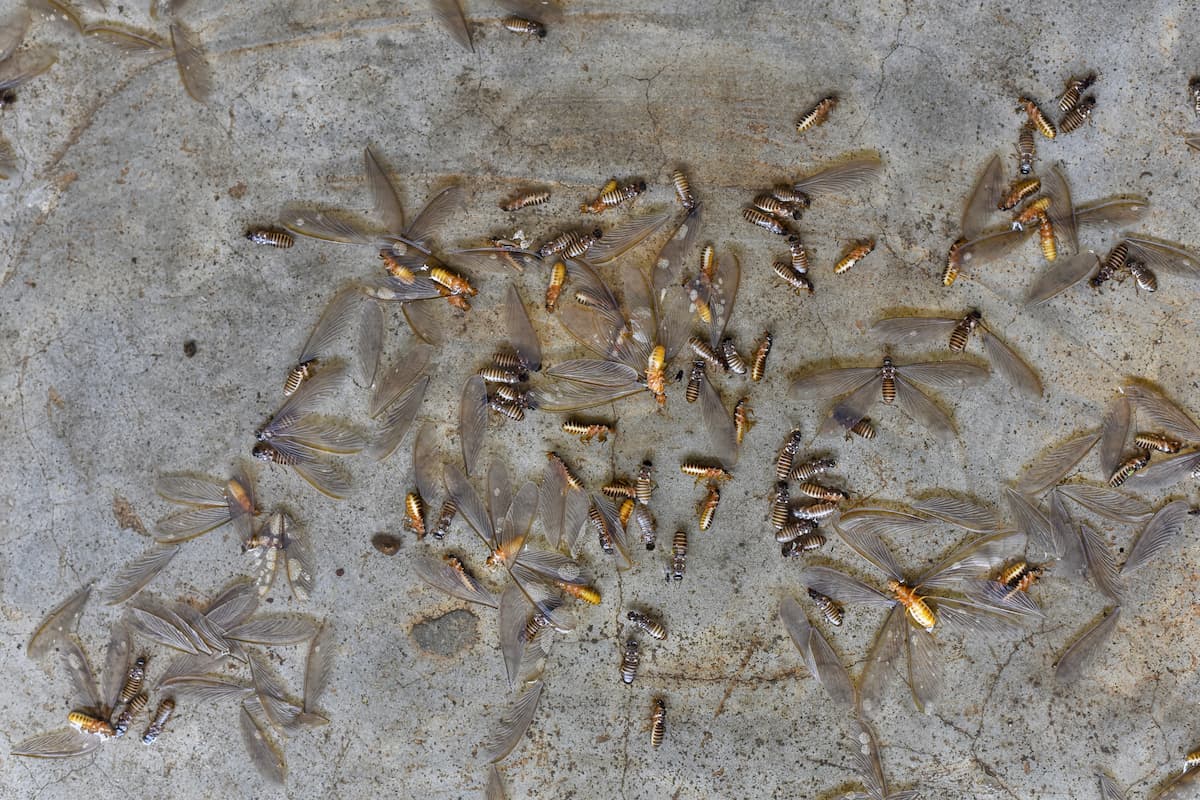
left=481, top=679, right=543, bottom=763
left=244, top=511, right=315, bottom=602
left=1121, top=500, right=1190, bottom=577
left=226, top=615, right=317, bottom=647
left=910, top=495, right=1002, bottom=532
left=779, top=597, right=855, bottom=712
left=869, top=310, right=1042, bottom=398
left=801, top=526, right=1028, bottom=711
left=101, top=545, right=180, bottom=605
left=27, top=583, right=92, bottom=660
left=942, top=227, right=1028, bottom=286
left=791, top=356, right=989, bottom=440
left=1014, top=428, right=1101, bottom=497
left=460, top=374, right=489, bottom=475
left=960, top=153, right=1005, bottom=241
left=1122, top=384, right=1200, bottom=444
left=1039, top=164, right=1079, bottom=256
left=430, top=0, right=473, bottom=51
left=1026, top=236, right=1200, bottom=305
left=154, top=468, right=257, bottom=544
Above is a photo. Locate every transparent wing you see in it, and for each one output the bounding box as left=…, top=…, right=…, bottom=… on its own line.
left=291, top=455, right=353, bottom=500
left=1152, top=767, right=1200, bottom=800
left=444, top=464, right=494, bottom=549
left=101, top=621, right=131, bottom=710
left=62, top=636, right=101, bottom=711
left=1040, top=164, right=1078, bottom=256
left=590, top=493, right=633, bottom=570
left=931, top=595, right=1032, bottom=635
left=160, top=676, right=253, bottom=702
left=1054, top=606, right=1120, bottom=683
left=799, top=566, right=894, bottom=606
left=793, top=155, right=883, bottom=196
left=280, top=205, right=375, bottom=245
left=85, top=23, right=169, bottom=52
left=1055, top=484, right=1153, bottom=523
left=0, top=46, right=56, bottom=92
left=1079, top=522, right=1123, bottom=603
left=276, top=416, right=367, bottom=454
left=791, top=366, right=880, bottom=399
left=653, top=206, right=701, bottom=295
left=560, top=489, right=591, bottom=557
left=357, top=300, right=384, bottom=389
left=1099, top=394, right=1132, bottom=478
left=486, top=765, right=508, bottom=800
left=906, top=625, right=941, bottom=714
left=960, top=579, right=1044, bottom=619
left=779, top=597, right=855, bottom=713
left=893, top=374, right=956, bottom=440
left=816, top=375, right=881, bottom=437
left=205, top=582, right=261, bottom=630
left=27, top=583, right=92, bottom=660
left=429, top=0, right=473, bottom=51
left=698, top=370, right=737, bottom=467
left=11, top=729, right=101, bottom=759
left=545, top=359, right=640, bottom=386
left=370, top=342, right=433, bottom=418
left=979, top=327, right=1042, bottom=398
left=1074, top=197, right=1149, bottom=228
left=0, top=6, right=31, bottom=62
left=459, top=375, right=489, bottom=476
left=481, top=679, right=543, bottom=763
left=404, top=185, right=464, bottom=250
left=911, top=495, right=1002, bottom=532
left=1097, top=775, right=1128, bottom=800
left=403, top=299, right=443, bottom=344
left=919, top=530, right=1025, bottom=591
left=1122, top=500, right=1190, bottom=576
left=868, top=317, right=958, bottom=347
left=101, top=545, right=180, bottom=605
left=859, top=607, right=906, bottom=714
left=413, top=554, right=498, bottom=608
left=1048, top=491, right=1085, bottom=571
left=303, top=624, right=333, bottom=712
left=897, top=361, right=990, bottom=391
left=284, top=522, right=316, bottom=602
left=1124, top=237, right=1200, bottom=280
left=706, top=252, right=740, bottom=348
left=837, top=509, right=938, bottom=540
left=360, top=275, right=446, bottom=302
left=1121, top=384, right=1200, bottom=443
left=957, top=228, right=1028, bottom=275
left=505, top=284, right=542, bottom=372
left=169, top=23, right=212, bottom=103
left=1128, top=450, right=1200, bottom=490
left=537, top=457, right=566, bottom=550
left=226, top=616, right=317, bottom=646
left=961, top=154, right=1004, bottom=240
left=155, top=474, right=225, bottom=506
left=512, top=549, right=587, bottom=586
left=837, top=527, right=907, bottom=582
left=240, top=701, right=288, bottom=784
left=498, top=483, right=540, bottom=559
left=267, top=362, right=346, bottom=428
left=586, top=208, right=674, bottom=264
left=487, top=461, right=513, bottom=541
left=367, top=376, right=428, bottom=462
left=1003, top=488, right=1055, bottom=559
left=0, top=134, right=15, bottom=179
left=1014, top=429, right=1100, bottom=496
left=525, top=380, right=645, bottom=412
left=364, top=145, right=404, bottom=234
left=849, top=717, right=886, bottom=800
left=412, top=424, right=441, bottom=502
left=130, top=605, right=204, bottom=654
left=498, top=584, right=529, bottom=690
left=1024, top=251, right=1101, bottom=306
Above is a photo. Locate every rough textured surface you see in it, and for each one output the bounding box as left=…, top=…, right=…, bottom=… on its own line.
left=1, top=1, right=1198, bottom=798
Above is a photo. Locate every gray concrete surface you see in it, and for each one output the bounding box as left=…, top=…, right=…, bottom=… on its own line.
left=1, top=0, right=1199, bottom=797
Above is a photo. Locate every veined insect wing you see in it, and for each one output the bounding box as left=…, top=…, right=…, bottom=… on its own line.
left=413, top=554, right=498, bottom=608
left=1014, top=428, right=1101, bottom=496
left=1121, top=500, right=1190, bottom=576
left=364, top=145, right=405, bottom=235
left=459, top=375, right=489, bottom=476
left=1039, top=164, right=1078, bottom=255
left=1121, top=384, right=1200, bottom=443
left=480, top=679, right=543, bottom=763
left=978, top=324, right=1043, bottom=398
left=961, top=153, right=1005, bottom=240
left=798, top=565, right=893, bottom=608
left=504, top=284, right=543, bottom=372
left=27, top=583, right=93, bottom=660
left=697, top=368, right=738, bottom=467
left=586, top=208, right=673, bottom=264
left=1054, top=606, right=1120, bottom=683
left=443, top=463, right=496, bottom=551
left=793, top=154, right=883, bottom=197
left=778, top=597, right=855, bottom=712
left=1024, top=251, right=1101, bottom=306
left=169, top=22, right=212, bottom=103
left=11, top=728, right=102, bottom=759
left=868, top=315, right=958, bottom=346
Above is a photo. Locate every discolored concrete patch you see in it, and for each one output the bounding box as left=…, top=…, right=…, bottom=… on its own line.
left=411, top=609, right=479, bottom=657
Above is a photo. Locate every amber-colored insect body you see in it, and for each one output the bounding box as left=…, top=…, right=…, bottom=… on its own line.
left=1018, top=96, right=1057, bottom=138
left=246, top=228, right=294, bottom=248
left=773, top=261, right=814, bottom=295
left=697, top=483, right=720, bottom=530
left=681, top=463, right=732, bottom=483
left=562, top=582, right=602, bottom=604
left=943, top=239, right=965, bottom=287
left=671, top=169, right=696, bottom=210
left=603, top=482, right=637, bottom=500
left=1016, top=123, right=1036, bottom=175
left=1134, top=433, right=1181, bottom=453
left=887, top=580, right=936, bottom=631
left=646, top=345, right=667, bottom=406
left=119, top=656, right=148, bottom=703
left=795, top=95, right=837, bottom=133
left=1059, top=96, right=1095, bottom=134
left=668, top=530, right=687, bottom=581
left=141, top=698, right=176, bottom=745
left=833, top=239, right=875, bottom=274
left=636, top=461, right=655, bottom=505
left=743, top=207, right=788, bottom=235
left=627, top=610, right=667, bottom=641
left=650, top=698, right=666, bottom=749
left=283, top=361, right=315, bottom=397
left=998, top=561, right=1044, bottom=596
left=848, top=418, right=876, bottom=439
left=807, top=587, right=843, bottom=626
left=548, top=452, right=584, bottom=490
left=582, top=180, right=646, bottom=213
left=502, top=15, right=545, bottom=37
left=734, top=398, right=754, bottom=444
left=776, top=429, right=804, bottom=481
left=405, top=492, right=427, bottom=538
left=788, top=236, right=811, bottom=274
left=618, top=497, right=636, bottom=527
left=1012, top=196, right=1051, bottom=229
left=562, top=420, right=613, bottom=443
left=113, top=692, right=149, bottom=739
left=1109, top=451, right=1150, bottom=487
left=380, top=250, right=417, bottom=282
left=750, top=333, right=772, bottom=381
left=685, top=360, right=704, bottom=403
left=430, top=266, right=477, bottom=297
left=1037, top=217, right=1057, bottom=261
left=68, top=711, right=115, bottom=738
left=545, top=260, right=567, bottom=312
left=621, top=639, right=640, bottom=684
left=999, top=177, right=1041, bottom=211
left=501, top=189, right=550, bottom=211
left=1059, top=73, right=1096, bottom=112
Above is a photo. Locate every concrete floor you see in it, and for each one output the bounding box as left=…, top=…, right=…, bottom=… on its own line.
left=1, top=0, right=1199, bottom=797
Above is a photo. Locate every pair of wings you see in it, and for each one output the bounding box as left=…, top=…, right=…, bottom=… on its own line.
left=961, top=156, right=1077, bottom=249
left=791, top=359, right=989, bottom=440
left=154, top=468, right=257, bottom=544
left=1026, top=235, right=1200, bottom=306
left=869, top=314, right=1042, bottom=398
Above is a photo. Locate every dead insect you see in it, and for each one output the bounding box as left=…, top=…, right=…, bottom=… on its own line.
left=833, top=238, right=875, bottom=274
left=618, top=497, right=636, bottom=528
left=500, top=189, right=551, bottom=211
left=734, top=398, right=755, bottom=444
left=776, top=429, right=805, bottom=481
left=685, top=360, right=705, bottom=403
left=646, top=344, right=668, bottom=407
left=545, top=260, right=567, bottom=312
left=771, top=184, right=807, bottom=205
left=620, top=639, right=640, bottom=684
left=688, top=337, right=723, bottom=370
left=432, top=500, right=457, bottom=540
left=671, top=168, right=696, bottom=210
left=243, top=510, right=315, bottom=600
left=788, top=236, right=811, bottom=273
left=562, top=420, right=613, bottom=443
left=405, top=492, right=428, bottom=538
left=750, top=332, right=772, bottom=381
left=999, top=177, right=1041, bottom=211
left=478, top=365, right=527, bottom=385
left=792, top=501, right=840, bottom=521
left=1012, top=196, right=1051, bottom=230
left=627, top=610, right=667, bottom=641
left=581, top=179, right=646, bottom=213
left=1059, top=73, right=1096, bottom=112
left=796, top=482, right=848, bottom=503
left=430, top=266, right=477, bottom=297
left=773, top=261, right=814, bottom=295
left=1134, top=433, right=1181, bottom=453
left=795, top=95, right=837, bottom=134
left=1128, top=260, right=1157, bottom=292
left=776, top=518, right=819, bottom=544
left=848, top=418, right=876, bottom=439
left=1037, top=216, right=1057, bottom=260
left=721, top=337, right=746, bottom=375
left=119, top=656, right=148, bottom=703
left=602, top=482, right=637, bottom=500
left=590, top=504, right=616, bottom=555
left=997, top=561, right=1045, bottom=596
left=668, top=530, right=688, bottom=581
left=68, top=711, right=115, bottom=739
left=282, top=286, right=362, bottom=397
left=501, top=15, right=546, bottom=37
left=633, top=503, right=657, bottom=550
left=141, top=698, right=176, bottom=745
left=807, top=587, right=843, bottom=626
left=681, top=463, right=732, bottom=483
left=782, top=531, right=827, bottom=556
left=548, top=452, right=585, bottom=490
left=1191, top=77, right=1200, bottom=116
left=635, top=461, right=655, bottom=505
left=790, top=456, right=835, bottom=482
left=1058, top=96, right=1096, bottom=134
left=1109, top=451, right=1150, bottom=487
left=112, top=692, right=148, bottom=739
left=371, top=532, right=402, bottom=555
left=538, top=228, right=602, bottom=259
left=770, top=482, right=793, bottom=531
left=752, top=192, right=799, bottom=220
left=743, top=207, right=788, bottom=235
left=697, top=483, right=721, bottom=531
left=1016, top=123, right=1037, bottom=175
left=488, top=393, right=527, bottom=419
left=246, top=228, right=294, bottom=248
left=650, top=697, right=666, bottom=749
left=1018, top=96, right=1057, bottom=138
